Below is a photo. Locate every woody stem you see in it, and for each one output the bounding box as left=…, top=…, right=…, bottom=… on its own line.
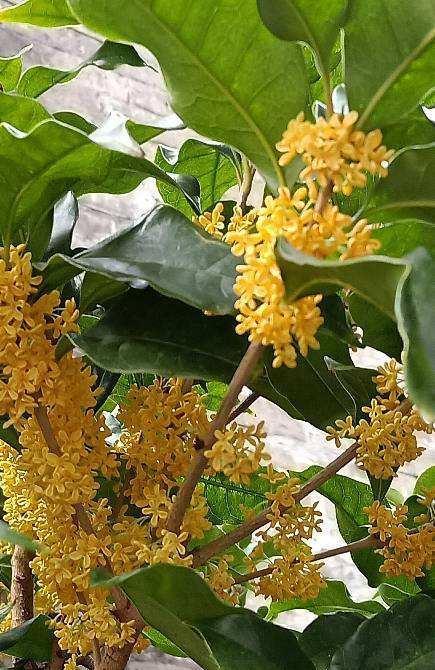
left=166, top=342, right=264, bottom=534
left=233, top=535, right=379, bottom=585
left=11, top=546, right=34, bottom=628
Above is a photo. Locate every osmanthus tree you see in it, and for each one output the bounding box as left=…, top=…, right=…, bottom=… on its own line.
left=0, top=0, right=433, bottom=668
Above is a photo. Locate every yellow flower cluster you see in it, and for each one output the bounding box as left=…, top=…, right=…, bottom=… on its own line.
left=205, top=555, right=240, bottom=605
left=277, top=111, right=393, bottom=195
left=205, top=420, right=269, bottom=484
left=327, top=360, right=432, bottom=478
left=196, top=185, right=380, bottom=368
left=365, top=501, right=434, bottom=579
left=246, top=476, right=325, bottom=601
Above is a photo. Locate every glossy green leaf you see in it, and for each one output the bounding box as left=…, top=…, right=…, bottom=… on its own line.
left=376, top=580, right=420, bottom=608
left=45, top=191, right=79, bottom=258
left=203, top=472, right=270, bottom=525
left=0, top=111, right=198, bottom=254
left=347, top=294, right=403, bottom=360
left=93, top=564, right=314, bottom=670
left=269, top=580, right=383, bottom=619
left=0, top=615, right=53, bottom=661
left=397, top=248, right=435, bottom=419
left=67, top=0, right=310, bottom=189
left=0, top=0, right=77, bottom=26
left=17, top=41, right=147, bottom=98
left=414, top=466, right=435, bottom=496
left=0, top=91, right=50, bottom=132
left=374, top=220, right=435, bottom=259
left=257, top=0, right=348, bottom=78
left=71, top=288, right=247, bottom=381
left=299, top=612, right=365, bottom=670
left=0, top=48, right=25, bottom=92
left=79, top=272, right=127, bottom=313
left=382, top=106, right=435, bottom=149
left=144, top=629, right=187, bottom=658
left=364, top=145, right=435, bottom=224
left=156, top=140, right=238, bottom=216
left=324, top=360, right=376, bottom=420
left=277, top=242, right=407, bottom=321
left=330, top=595, right=435, bottom=670
left=40, top=205, right=238, bottom=314
left=344, top=0, right=435, bottom=130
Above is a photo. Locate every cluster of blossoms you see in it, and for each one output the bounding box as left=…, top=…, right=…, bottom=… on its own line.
left=327, top=359, right=432, bottom=479
left=365, top=497, right=435, bottom=579
left=194, top=111, right=389, bottom=368
left=277, top=111, right=393, bottom=195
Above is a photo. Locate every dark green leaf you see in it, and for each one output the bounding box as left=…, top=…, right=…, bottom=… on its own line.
left=156, top=140, right=238, bottom=216
left=277, top=241, right=407, bottom=321
left=79, top=272, right=127, bottom=313
left=330, top=595, right=435, bottom=670
left=45, top=191, right=79, bottom=258
left=203, top=472, right=270, bottom=526
left=53, top=111, right=96, bottom=134
left=71, top=288, right=247, bottom=380
left=68, top=0, right=310, bottom=189
left=257, top=0, right=348, bottom=77
left=269, top=580, right=383, bottom=619
left=364, top=145, right=435, bottom=224
left=321, top=294, right=359, bottom=347
left=344, top=1, right=435, bottom=131
left=324, top=360, right=377, bottom=420
left=299, top=612, right=365, bottom=670
left=397, top=248, right=435, bottom=419
left=0, top=421, right=20, bottom=451
left=368, top=475, right=393, bottom=504
left=93, top=564, right=314, bottom=670
left=376, top=580, right=420, bottom=608
left=347, top=294, right=403, bottom=360
left=0, top=615, right=53, bottom=661
left=41, top=205, right=238, bottom=314
left=0, top=557, right=12, bottom=589
left=382, top=106, right=435, bottom=150
left=0, top=109, right=198, bottom=253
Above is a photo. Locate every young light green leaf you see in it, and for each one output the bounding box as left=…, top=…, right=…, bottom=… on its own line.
left=276, top=241, right=407, bottom=320
left=67, top=0, right=310, bottom=189
left=414, top=466, right=435, bottom=496
left=345, top=0, right=435, bottom=130
left=257, top=0, right=348, bottom=80
left=16, top=41, right=147, bottom=98
left=269, top=580, right=383, bottom=619
left=0, top=0, right=77, bottom=26
left=0, top=47, right=27, bottom=92
left=330, top=595, right=435, bottom=670
left=156, top=140, right=238, bottom=216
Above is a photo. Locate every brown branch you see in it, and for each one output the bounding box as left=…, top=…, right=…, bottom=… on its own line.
left=233, top=535, right=379, bottom=585
left=11, top=546, right=34, bottom=627
left=314, top=180, right=333, bottom=214
left=227, top=391, right=260, bottom=424
left=192, top=397, right=414, bottom=567
left=165, top=342, right=264, bottom=534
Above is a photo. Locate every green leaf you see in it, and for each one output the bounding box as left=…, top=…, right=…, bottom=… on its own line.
left=347, top=294, right=403, bottom=360
left=156, top=140, right=239, bottom=216
left=0, top=521, right=39, bottom=553
left=0, top=421, right=20, bottom=451
left=299, top=612, right=365, bottom=670
left=321, top=295, right=360, bottom=348
left=45, top=191, right=79, bottom=258
left=0, top=109, right=198, bottom=255
left=324, top=360, right=377, bottom=420
left=0, top=91, right=50, bottom=132
left=330, top=595, right=435, bottom=670
left=269, top=580, right=383, bottom=619
left=71, top=288, right=247, bottom=380
left=203, top=472, right=270, bottom=526
left=79, top=272, right=127, bottom=313
left=67, top=0, right=310, bottom=189
left=374, top=220, right=435, bottom=259
left=376, top=580, right=420, bottom=608
left=144, top=629, right=187, bottom=658
left=0, top=48, right=25, bottom=92
left=0, top=0, right=77, bottom=26
left=364, top=145, right=435, bottom=224
left=257, top=0, right=348, bottom=78
left=414, top=466, right=435, bottom=496
left=93, top=564, right=314, bottom=670
left=382, top=106, right=435, bottom=150
left=344, top=0, right=435, bottom=131
left=397, top=248, right=435, bottom=419
left=16, top=41, right=147, bottom=98
left=41, top=205, right=238, bottom=314
left=0, top=615, right=53, bottom=661
left=277, top=242, right=407, bottom=321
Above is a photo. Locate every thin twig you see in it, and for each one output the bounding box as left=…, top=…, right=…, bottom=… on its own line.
left=165, top=342, right=264, bottom=534
left=227, top=391, right=260, bottom=424
left=192, top=397, right=413, bottom=567
left=314, top=180, right=333, bottom=214
left=240, top=158, right=255, bottom=213
left=233, top=535, right=379, bottom=585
